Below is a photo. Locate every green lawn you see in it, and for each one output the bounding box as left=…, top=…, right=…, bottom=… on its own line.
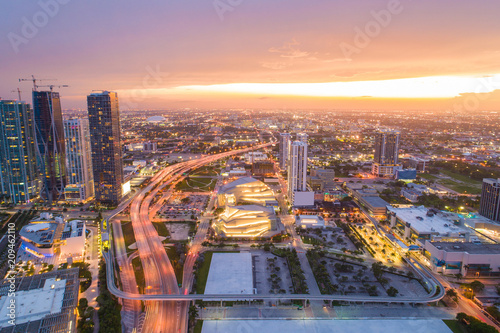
left=191, top=165, right=221, bottom=176
left=132, top=257, right=145, bottom=293
left=440, top=170, right=482, bottom=185
left=166, top=245, right=184, bottom=284
left=193, top=320, right=203, bottom=333
left=438, top=178, right=482, bottom=194
left=153, top=222, right=171, bottom=239
left=196, top=252, right=214, bottom=294
left=420, top=173, right=438, bottom=180
left=431, top=170, right=483, bottom=194
left=443, top=320, right=468, bottom=333
left=175, top=177, right=216, bottom=192
left=122, top=222, right=136, bottom=252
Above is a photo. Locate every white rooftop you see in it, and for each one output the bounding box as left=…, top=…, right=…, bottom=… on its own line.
left=202, top=319, right=452, bottom=333
left=388, top=206, right=464, bottom=235
left=204, top=252, right=253, bottom=295
left=24, top=223, right=52, bottom=232
left=0, top=278, right=66, bottom=327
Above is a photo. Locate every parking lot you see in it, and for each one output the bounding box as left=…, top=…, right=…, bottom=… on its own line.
left=253, top=250, right=295, bottom=296
left=159, top=193, right=209, bottom=220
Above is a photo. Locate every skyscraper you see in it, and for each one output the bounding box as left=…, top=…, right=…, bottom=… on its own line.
left=279, top=133, right=291, bottom=170
left=297, top=133, right=308, bottom=144
left=479, top=179, right=500, bottom=222
left=33, top=90, right=66, bottom=202
left=0, top=101, right=39, bottom=204
left=64, top=118, right=94, bottom=203
left=287, top=141, right=313, bottom=206
left=372, top=130, right=401, bottom=177
left=88, top=91, right=123, bottom=205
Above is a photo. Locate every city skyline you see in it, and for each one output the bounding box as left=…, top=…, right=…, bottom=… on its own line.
left=1, top=2, right=500, bottom=333
left=1, top=1, right=500, bottom=110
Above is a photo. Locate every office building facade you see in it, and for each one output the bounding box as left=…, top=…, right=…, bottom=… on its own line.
left=288, top=141, right=314, bottom=206
left=279, top=133, right=291, bottom=170
left=33, top=90, right=66, bottom=202
left=0, top=101, right=39, bottom=204
left=297, top=133, right=308, bottom=144
left=88, top=91, right=123, bottom=205
left=479, top=178, right=500, bottom=222
left=372, top=130, right=401, bottom=177
left=64, top=118, right=94, bottom=202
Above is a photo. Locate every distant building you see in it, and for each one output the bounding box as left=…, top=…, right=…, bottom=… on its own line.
left=308, top=168, right=336, bottom=191
left=64, top=118, right=94, bottom=203
left=33, top=90, right=66, bottom=202
left=425, top=242, right=500, bottom=277
left=387, top=206, right=472, bottom=246
left=297, top=133, right=308, bottom=144
left=0, top=268, right=79, bottom=332
left=479, top=178, right=500, bottom=222
left=346, top=184, right=389, bottom=215
left=288, top=141, right=314, bottom=206
left=409, top=157, right=428, bottom=172
left=296, top=215, right=325, bottom=229
left=401, top=188, right=421, bottom=202
left=252, top=161, right=274, bottom=176
left=214, top=205, right=277, bottom=238
left=217, top=177, right=277, bottom=207
left=88, top=91, right=123, bottom=205
left=372, top=130, right=401, bottom=177
left=395, top=169, right=417, bottom=180
left=0, top=101, right=39, bottom=204
left=279, top=133, right=291, bottom=170
left=19, top=213, right=86, bottom=260
left=126, top=141, right=157, bottom=152
left=244, top=151, right=267, bottom=163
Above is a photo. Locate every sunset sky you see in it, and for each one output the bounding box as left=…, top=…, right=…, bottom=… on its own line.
left=2, top=0, right=500, bottom=111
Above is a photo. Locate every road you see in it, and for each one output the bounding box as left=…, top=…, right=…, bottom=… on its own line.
left=118, top=143, right=273, bottom=333
left=106, top=142, right=447, bottom=332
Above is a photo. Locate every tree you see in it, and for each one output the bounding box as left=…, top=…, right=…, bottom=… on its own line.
left=469, top=280, right=485, bottom=293
left=386, top=287, right=399, bottom=297
left=78, top=298, right=88, bottom=317
left=446, top=288, right=458, bottom=299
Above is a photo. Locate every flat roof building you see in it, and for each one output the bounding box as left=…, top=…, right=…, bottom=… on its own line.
left=204, top=252, right=254, bottom=295
left=296, top=215, right=325, bottom=229
left=0, top=268, right=79, bottom=333
left=19, top=213, right=85, bottom=260
left=424, top=241, right=500, bottom=277
left=387, top=206, right=471, bottom=245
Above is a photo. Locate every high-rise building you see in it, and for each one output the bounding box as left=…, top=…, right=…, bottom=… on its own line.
left=372, top=130, right=401, bottom=177
left=88, top=91, right=123, bottom=205
left=64, top=118, right=94, bottom=202
left=288, top=141, right=313, bottom=206
left=33, top=90, right=66, bottom=202
left=479, top=178, right=500, bottom=222
left=279, top=133, right=291, bottom=170
left=297, top=133, right=308, bottom=144
left=0, top=101, right=39, bottom=204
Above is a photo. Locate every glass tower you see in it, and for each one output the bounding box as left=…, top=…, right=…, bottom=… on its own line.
left=32, top=90, right=66, bottom=203
left=87, top=91, right=123, bottom=206
left=0, top=101, right=39, bottom=204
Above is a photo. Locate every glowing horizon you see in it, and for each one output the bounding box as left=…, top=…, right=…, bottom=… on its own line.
left=174, top=74, right=500, bottom=99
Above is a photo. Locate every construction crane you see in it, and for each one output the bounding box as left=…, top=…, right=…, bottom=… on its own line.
left=35, top=84, right=69, bottom=91
left=11, top=88, right=22, bottom=101
left=18, top=75, right=56, bottom=91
